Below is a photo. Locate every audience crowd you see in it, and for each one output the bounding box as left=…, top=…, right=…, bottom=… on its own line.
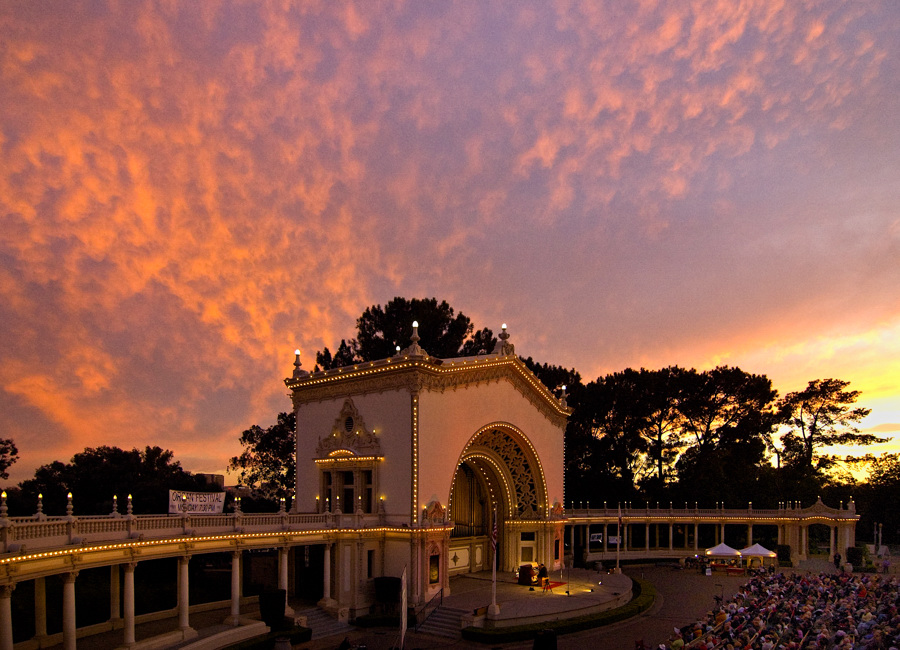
left=659, top=570, right=899, bottom=650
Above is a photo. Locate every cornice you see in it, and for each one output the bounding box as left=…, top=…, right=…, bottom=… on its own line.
left=287, top=356, right=570, bottom=427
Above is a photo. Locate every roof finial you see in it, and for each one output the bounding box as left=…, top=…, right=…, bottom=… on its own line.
left=492, top=323, right=515, bottom=356
left=400, top=320, right=427, bottom=356
left=292, top=349, right=309, bottom=379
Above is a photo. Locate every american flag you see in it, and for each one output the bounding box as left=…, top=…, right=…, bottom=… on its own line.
left=491, top=511, right=498, bottom=551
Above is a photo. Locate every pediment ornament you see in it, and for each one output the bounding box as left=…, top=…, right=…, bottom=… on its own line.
left=425, top=500, right=446, bottom=524
left=315, top=398, right=381, bottom=457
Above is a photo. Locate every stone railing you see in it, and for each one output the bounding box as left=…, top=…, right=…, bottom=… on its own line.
left=0, top=508, right=396, bottom=555
left=563, top=498, right=858, bottom=521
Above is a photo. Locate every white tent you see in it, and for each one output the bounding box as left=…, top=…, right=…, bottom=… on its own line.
left=739, top=543, right=777, bottom=566
left=705, top=543, right=741, bottom=557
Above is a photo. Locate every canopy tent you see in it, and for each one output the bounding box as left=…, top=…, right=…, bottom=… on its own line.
left=705, top=543, right=741, bottom=557
left=739, top=543, right=776, bottom=558
left=739, top=543, right=777, bottom=566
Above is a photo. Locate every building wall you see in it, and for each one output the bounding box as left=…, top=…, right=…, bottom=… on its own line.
left=295, top=390, right=413, bottom=520
left=417, top=379, right=565, bottom=514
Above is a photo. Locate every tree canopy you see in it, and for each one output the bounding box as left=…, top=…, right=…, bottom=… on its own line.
left=316, top=297, right=493, bottom=368
left=778, top=378, right=874, bottom=472
left=16, top=446, right=209, bottom=516
left=0, top=437, right=18, bottom=480
left=228, top=411, right=296, bottom=501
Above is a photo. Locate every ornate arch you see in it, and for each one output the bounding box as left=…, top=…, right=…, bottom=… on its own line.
left=450, top=423, right=549, bottom=520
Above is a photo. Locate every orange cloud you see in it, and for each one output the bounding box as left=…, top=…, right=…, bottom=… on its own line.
left=0, top=1, right=897, bottom=485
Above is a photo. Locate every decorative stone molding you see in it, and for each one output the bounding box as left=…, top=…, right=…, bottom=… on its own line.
left=315, top=398, right=381, bottom=458
left=425, top=500, right=446, bottom=525
left=289, top=358, right=569, bottom=427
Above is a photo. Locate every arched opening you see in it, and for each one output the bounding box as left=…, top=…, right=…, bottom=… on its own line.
left=447, top=424, right=549, bottom=574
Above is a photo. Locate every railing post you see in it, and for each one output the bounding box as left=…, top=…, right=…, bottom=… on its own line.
left=0, top=491, right=9, bottom=554
left=65, top=493, right=78, bottom=545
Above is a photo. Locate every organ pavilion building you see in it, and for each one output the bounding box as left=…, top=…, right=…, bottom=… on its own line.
left=285, top=324, right=570, bottom=618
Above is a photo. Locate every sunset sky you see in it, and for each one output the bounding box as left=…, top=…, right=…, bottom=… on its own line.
left=1, top=1, right=898, bottom=486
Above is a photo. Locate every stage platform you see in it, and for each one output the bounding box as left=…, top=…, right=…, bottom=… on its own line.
left=441, top=568, right=634, bottom=629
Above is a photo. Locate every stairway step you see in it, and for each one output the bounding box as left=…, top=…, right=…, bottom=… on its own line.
left=416, top=606, right=464, bottom=638
left=295, top=607, right=352, bottom=640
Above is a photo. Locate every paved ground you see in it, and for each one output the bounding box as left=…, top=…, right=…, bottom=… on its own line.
left=300, top=564, right=752, bottom=650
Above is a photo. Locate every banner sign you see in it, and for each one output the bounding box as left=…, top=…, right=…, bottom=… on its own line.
left=168, top=490, right=226, bottom=514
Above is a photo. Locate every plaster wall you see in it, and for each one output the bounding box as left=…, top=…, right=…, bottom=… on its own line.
left=295, top=389, right=412, bottom=518
left=417, top=379, right=565, bottom=514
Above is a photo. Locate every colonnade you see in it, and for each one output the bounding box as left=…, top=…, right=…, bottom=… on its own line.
left=564, top=499, right=858, bottom=566
left=0, top=545, right=308, bottom=650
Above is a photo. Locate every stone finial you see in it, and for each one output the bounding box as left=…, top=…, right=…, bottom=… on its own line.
left=35, top=493, right=45, bottom=519
left=291, top=349, right=309, bottom=379
left=400, top=321, right=427, bottom=357
left=66, top=492, right=74, bottom=517
left=560, top=384, right=568, bottom=407
left=492, top=323, right=515, bottom=355
left=126, top=494, right=133, bottom=516
left=0, top=491, right=7, bottom=518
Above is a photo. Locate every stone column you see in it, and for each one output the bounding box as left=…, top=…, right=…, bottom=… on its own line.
left=669, top=524, right=674, bottom=551
left=747, top=524, right=753, bottom=547
left=830, top=526, right=836, bottom=560
left=1, top=584, right=14, bottom=650
left=279, top=547, right=294, bottom=616
left=645, top=524, right=650, bottom=551
left=230, top=551, right=241, bottom=625
left=319, top=543, right=334, bottom=606
left=178, top=556, right=191, bottom=630
left=123, top=562, right=136, bottom=646
left=694, top=523, right=699, bottom=551
left=34, top=577, right=47, bottom=641
left=63, top=572, right=78, bottom=650
left=110, top=564, right=121, bottom=623
left=720, top=523, right=725, bottom=545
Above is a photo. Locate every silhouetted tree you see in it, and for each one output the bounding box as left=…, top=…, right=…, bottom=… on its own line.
left=18, top=446, right=208, bottom=516
left=778, top=378, right=874, bottom=472
left=0, top=437, right=17, bottom=480
left=521, top=357, right=581, bottom=400
left=316, top=297, right=487, bottom=368
left=228, top=411, right=296, bottom=501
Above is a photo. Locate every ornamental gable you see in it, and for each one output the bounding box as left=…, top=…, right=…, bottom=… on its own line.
left=315, top=398, right=381, bottom=458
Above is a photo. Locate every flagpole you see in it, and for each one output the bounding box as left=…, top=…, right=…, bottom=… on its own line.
left=489, top=507, right=500, bottom=615
left=616, top=504, right=622, bottom=573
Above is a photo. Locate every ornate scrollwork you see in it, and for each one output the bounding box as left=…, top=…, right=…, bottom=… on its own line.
left=425, top=500, right=446, bottom=525
left=315, top=398, right=381, bottom=458
left=470, top=428, right=541, bottom=519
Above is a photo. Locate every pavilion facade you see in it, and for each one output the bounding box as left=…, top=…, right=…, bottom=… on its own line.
left=285, top=325, right=570, bottom=618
